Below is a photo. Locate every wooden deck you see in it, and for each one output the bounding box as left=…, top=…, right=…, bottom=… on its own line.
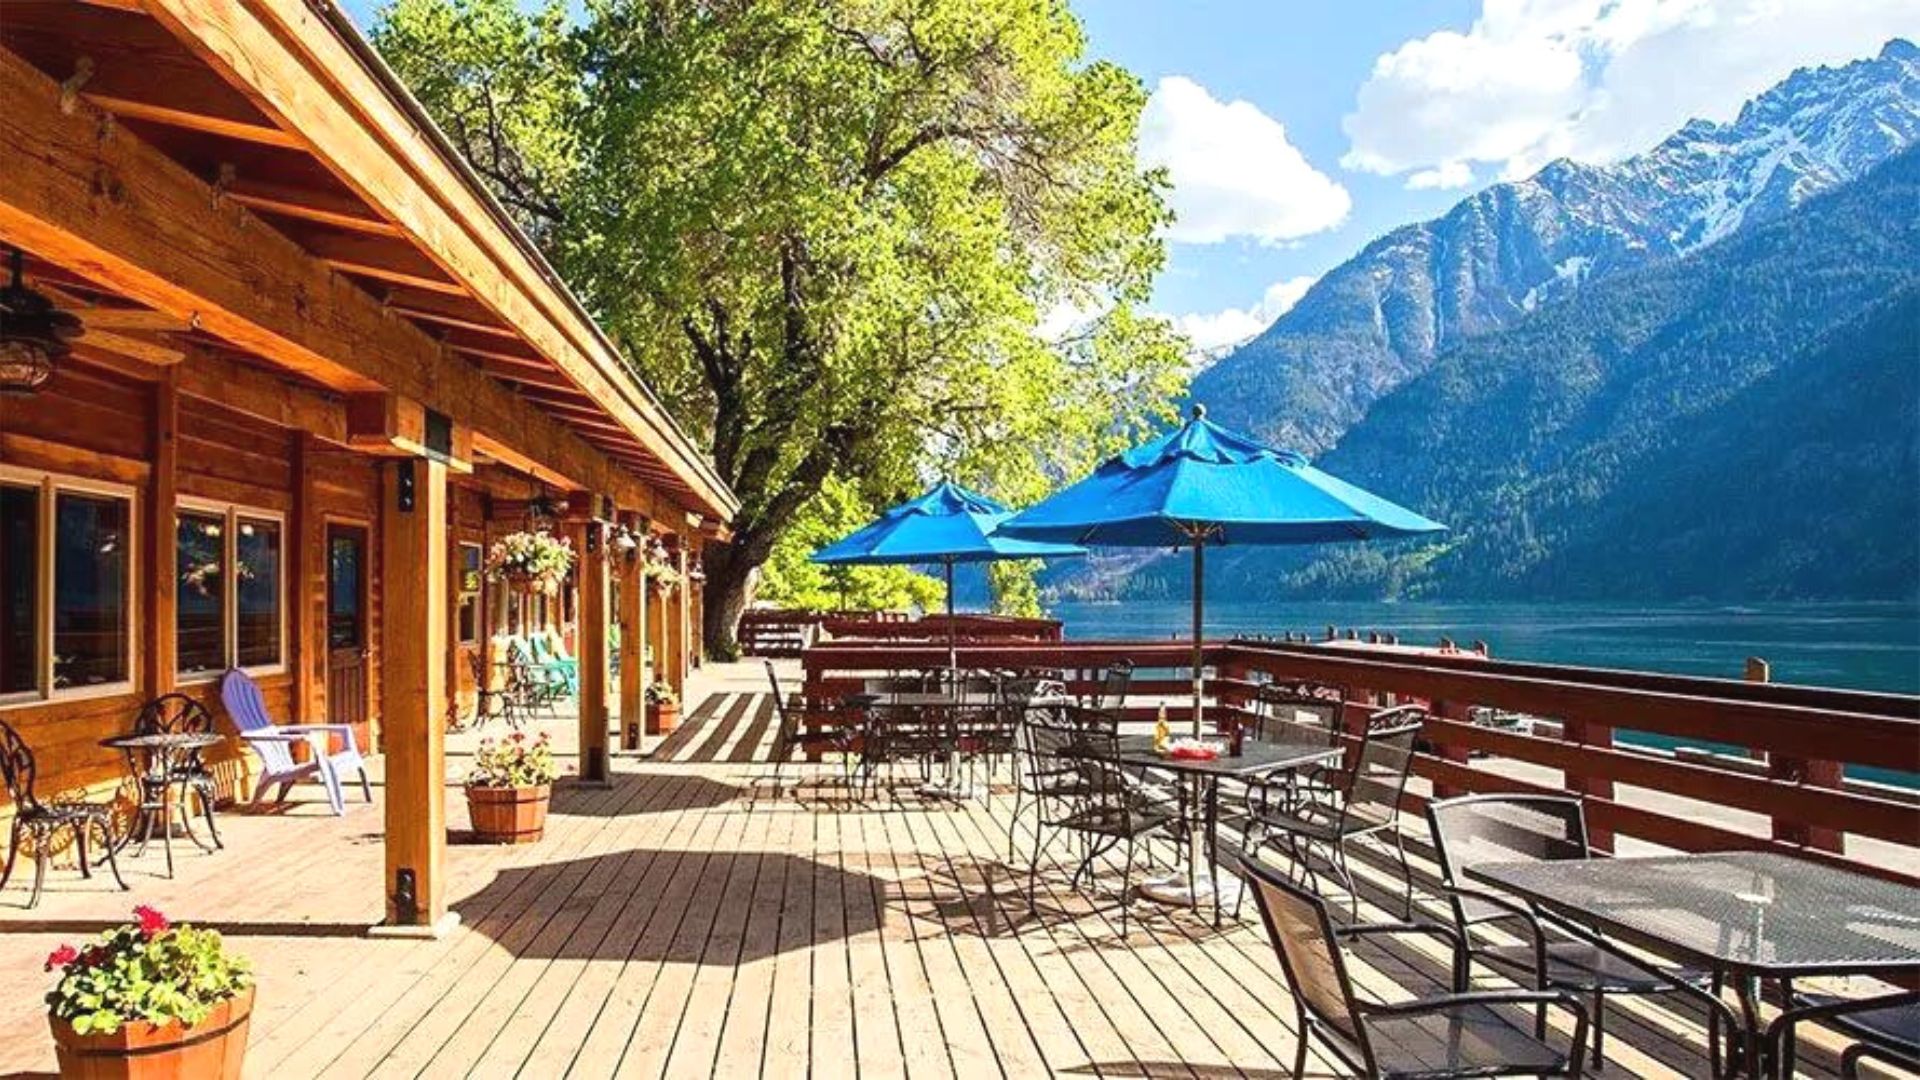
left=0, top=663, right=1882, bottom=1078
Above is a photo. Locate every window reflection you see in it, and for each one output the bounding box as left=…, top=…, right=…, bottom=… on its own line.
left=53, top=492, right=130, bottom=689
left=237, top=518, right=281, bottom=668
left=176, top=510, right=226, bottom=676
left=0, top=484, right=36, bottom=696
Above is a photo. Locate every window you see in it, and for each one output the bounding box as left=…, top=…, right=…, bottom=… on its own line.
left=0, top=484, right=38, bottom=696
left=457, top=543, right=482, bottom=645
left=175, top=502, right=283, bottom=677
left=236, top=518, right=281, bottom=668
left=0, top=469, right=135, bottom=703
left=176, top=511, right=226, bottom=676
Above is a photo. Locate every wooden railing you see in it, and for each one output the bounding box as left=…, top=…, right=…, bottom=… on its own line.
left=822, top=613, right=1063, bottom=644
left=799, top=637, right=1920, bottom=884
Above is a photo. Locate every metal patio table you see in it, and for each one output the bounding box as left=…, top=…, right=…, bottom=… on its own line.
left=1467, top=850, right=1920, bottom=1078
left=1115, top=728, right=1343, bottom=928
left=100, top=730, right=226, bottom=878
left=863, top=691, right=1002, bottom=800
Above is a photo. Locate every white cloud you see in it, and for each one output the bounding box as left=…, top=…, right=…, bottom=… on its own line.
left=1163, top=276, right=1318, bottom=356
left=1140, top=77, right=1352, bottom=245
left=1343, top=0, right=1920, bottom=182
left=1407, top=161, right=1476, bottom=190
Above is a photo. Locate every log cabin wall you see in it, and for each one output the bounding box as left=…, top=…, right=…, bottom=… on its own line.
left=0, top=358, right=397, bottom=819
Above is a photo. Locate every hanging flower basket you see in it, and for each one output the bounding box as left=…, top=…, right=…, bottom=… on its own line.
left=485, top=530, right=575, bottom=595
left=642, top=535, right=682, bottom=594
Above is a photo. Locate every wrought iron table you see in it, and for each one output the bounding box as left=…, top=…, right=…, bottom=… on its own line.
left=1467, top=851, right=1920, bottom=1077
left=1116, top=729, right=1343, bottom=927
left=100, top=731, right=225, bottom=877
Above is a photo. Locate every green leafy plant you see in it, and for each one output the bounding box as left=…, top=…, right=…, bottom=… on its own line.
left=644, top=680, right=679, bottom=708
left=467, top=731, right=557, bottom=788
left=45, top=906, right=252, bottom=1035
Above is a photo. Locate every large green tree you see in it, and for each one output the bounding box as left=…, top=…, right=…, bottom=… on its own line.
left=375, top=0, right=1186, bottom=654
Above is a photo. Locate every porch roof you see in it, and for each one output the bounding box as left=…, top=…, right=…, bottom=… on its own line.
left=0, top=0, right=735, bottom=522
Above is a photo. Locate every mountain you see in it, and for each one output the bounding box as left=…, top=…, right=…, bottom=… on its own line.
left=1196, top=145, right=1920, bottom=603
left=1189, top=39, right=1920, bottom=457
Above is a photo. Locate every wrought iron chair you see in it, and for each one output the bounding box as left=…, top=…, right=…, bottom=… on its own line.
left=1023, top=709, right=1174, bottom=934
left=1090, top=659, right=1134, bottom=711
left=1239, top=854, right=1590, bottom=1079
left=1004, top=678, right=1072, bottom=856
left=0, top=720, right=126, bottom=908
left=756, top=660, right=861, bottom=797
left=1425, top=793, right=1711, bottom=1069
left=504, top=639, right=564, bottom=717
left=1771, top=985, right=1920, bottom=1078
left=131, top=693, right=224, bottom=851
left=1245, top=707, right=1424, bottom=919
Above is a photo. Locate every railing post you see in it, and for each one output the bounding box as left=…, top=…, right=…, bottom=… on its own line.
left=1563, top=717, right=1615, bottom=853
left=1429, top=698, right=1473, bottom=800
left=1749, top=656, right=1846, bottom=853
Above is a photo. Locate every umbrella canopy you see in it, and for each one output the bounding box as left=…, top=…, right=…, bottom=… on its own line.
left=996, top=406, right=1444, bottom=734
left=811, top=481, right=1087, bottom=566
left=990, top=409, right=1445, bottom=547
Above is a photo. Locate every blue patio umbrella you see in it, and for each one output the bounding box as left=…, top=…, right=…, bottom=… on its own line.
left=996, top=405, right=1444, bottom=733
left=811, top=481, right=1086, bottom=670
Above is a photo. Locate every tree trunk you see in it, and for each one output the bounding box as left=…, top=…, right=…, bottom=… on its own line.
left=700, top=539, right=757, bottom=660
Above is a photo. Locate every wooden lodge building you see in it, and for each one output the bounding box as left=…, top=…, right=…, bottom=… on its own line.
left=0, top=0, right=737, bottom=931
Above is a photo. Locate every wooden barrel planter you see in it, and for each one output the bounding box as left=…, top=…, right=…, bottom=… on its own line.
left=646, top=701, right=681, bottom=736
left=465, top=783, right=551, bottom=844
left=51, top=986, right=252, bottom=1080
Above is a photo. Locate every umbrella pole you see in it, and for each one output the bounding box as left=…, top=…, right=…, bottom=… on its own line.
left=1191, top=536, right=1205, bottom=738
left=948, top=553, right=960, bottom=680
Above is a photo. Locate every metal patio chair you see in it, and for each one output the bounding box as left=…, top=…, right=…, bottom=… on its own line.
left=1771, top=984, right=1920, bottom=1077
left=756, top=660, right=861, bottom=797
left=131, top=692, right=224, bottom=850
left=0, top=720, right=126, bottom=908
left=1245, top=707, right=1424, bottom=919
left=1023, top=710, right=1174, bottom=934
left=220, top=669, right=372, bottom=815
left=1425, top=793, right=1711, bottom=1069
left=1240, top=854, right=1590, bottom=1079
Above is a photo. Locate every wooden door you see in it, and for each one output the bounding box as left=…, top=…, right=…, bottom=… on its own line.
left=326, top=524, right=371, bottom=751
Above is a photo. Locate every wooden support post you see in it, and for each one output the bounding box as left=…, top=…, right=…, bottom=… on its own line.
left=290, top=431, right=314, bottom=724
left=666, top=544, right=688, bottom=699
left=377, top=457, right=452, bottom=934
left=1562, top=717, right=1616, bottom=853
left=143, top=374, right=178, bottom=696
left=1747, top=656, right=1845, bottom=852
left=618, top=537, right=644, bottom=751
left=573, top=517, right=611, bottom=784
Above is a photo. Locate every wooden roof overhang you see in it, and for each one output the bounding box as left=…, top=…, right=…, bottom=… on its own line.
left=0, top=0, right=737, bottom=528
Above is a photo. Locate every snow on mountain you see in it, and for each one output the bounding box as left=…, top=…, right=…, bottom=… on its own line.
left=1189, top=39, right=1920, bottom=456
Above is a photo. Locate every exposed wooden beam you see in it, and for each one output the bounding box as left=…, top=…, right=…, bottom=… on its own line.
left=139, top=0, right=735, bottom=519
left=0, top=46, right=653, bottom=508
left=225, top=177, right=403, bottom=238
left=293, top=229, right=466, bottom=296
left=64, top=307, right=191, bottom=332
left=87, top=92, right=302, bottom=148
left=76, top=327, right=186, bottom=365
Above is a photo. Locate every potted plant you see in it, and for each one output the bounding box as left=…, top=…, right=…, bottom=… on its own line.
left=645, top=680, right=681, bottom=735
left=45, top=905, right=253, bottom=1079
left=484, top=530, right=575, bottom=595
left=465, top=731, right=557, bottom=844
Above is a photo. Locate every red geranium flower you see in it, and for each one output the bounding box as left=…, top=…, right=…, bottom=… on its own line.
left=43, top=944, right=77, bottom=972
left=133, top=904, right=170, bottom=938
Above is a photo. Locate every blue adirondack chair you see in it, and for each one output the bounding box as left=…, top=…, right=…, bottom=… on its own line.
left=218, top=670, right=372, bottom=815
left=527, top=631, right=579, bottom=695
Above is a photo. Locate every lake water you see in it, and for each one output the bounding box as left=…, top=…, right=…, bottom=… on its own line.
left=1052, top=599, right=1920, bottom=786
left=1050, top=599, right=1920, bottom=694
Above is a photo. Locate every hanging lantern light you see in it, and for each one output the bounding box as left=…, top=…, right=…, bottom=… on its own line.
left=0, top=248, right=81, bottom=395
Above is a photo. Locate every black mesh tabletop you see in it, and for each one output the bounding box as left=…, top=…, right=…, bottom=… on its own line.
left=1468, top=852, right=1920, bottom=977
left=1115, top=730, right=1341, bottom=777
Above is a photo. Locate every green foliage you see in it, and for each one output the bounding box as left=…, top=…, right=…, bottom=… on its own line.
left=986, top=560, right=1043, bottom=617
left=373, top=0, right=1187, bottom=637
left=46, top=908, right=252, bottom=1034
left=645, top=680, right=679, bottom=707
left=757, top=476, right=945, bottom=613
left=467, top=731, right=558, bottom=787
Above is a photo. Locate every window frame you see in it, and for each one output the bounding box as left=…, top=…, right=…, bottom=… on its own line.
left=174, top=496, right=287, bottom=683
left=0, top=465, right=139, bottom=708
left=456, top=541, right=483, bottom=646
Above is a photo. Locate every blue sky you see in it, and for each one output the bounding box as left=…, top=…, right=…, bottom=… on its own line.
left=342, top=0, right=1918, bottom=351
